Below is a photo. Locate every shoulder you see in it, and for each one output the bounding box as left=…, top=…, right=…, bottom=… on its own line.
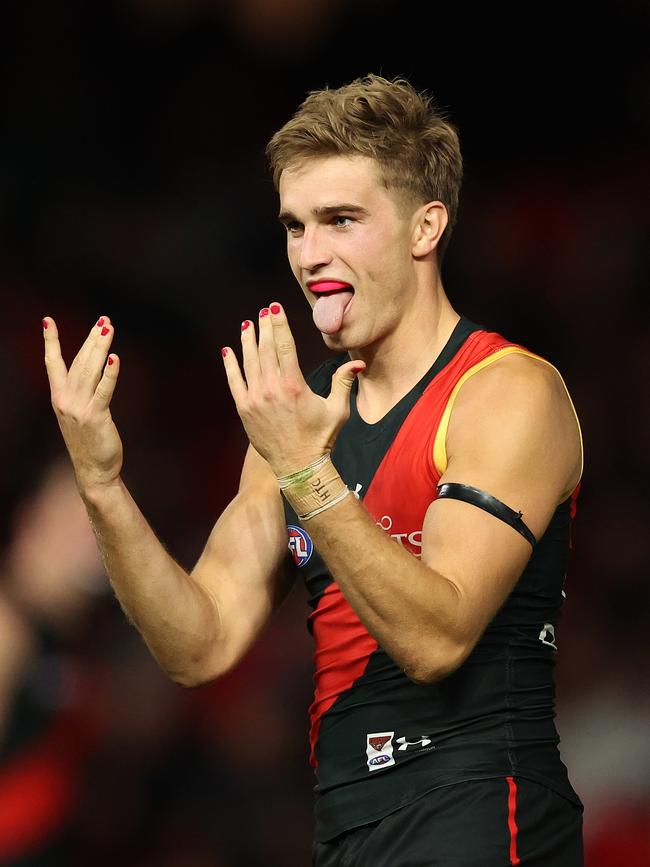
left=445, top=350, right=582, bottom=499
left=451, top=350, right=574, bottom=431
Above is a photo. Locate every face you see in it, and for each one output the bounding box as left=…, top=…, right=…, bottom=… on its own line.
left=278, top=155, right=420, bottom=351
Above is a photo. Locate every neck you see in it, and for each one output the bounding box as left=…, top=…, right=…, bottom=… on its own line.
left=351, top=275, right=460, bottom=422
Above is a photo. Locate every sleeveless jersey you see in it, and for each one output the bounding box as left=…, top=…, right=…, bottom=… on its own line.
left=283, top=316, right=583, bottom=842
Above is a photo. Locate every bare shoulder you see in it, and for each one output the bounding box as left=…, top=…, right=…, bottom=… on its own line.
left=462, top=350, right=573, bottom=406
left=445, top=350, right=582, bottom=509
left=449, top=351, right=579, bottom=440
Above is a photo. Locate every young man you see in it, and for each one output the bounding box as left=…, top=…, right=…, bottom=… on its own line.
left=43, top=75, right=584, bottom=865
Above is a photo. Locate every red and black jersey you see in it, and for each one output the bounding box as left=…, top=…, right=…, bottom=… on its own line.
left=284, top=317, right=583, bottom=842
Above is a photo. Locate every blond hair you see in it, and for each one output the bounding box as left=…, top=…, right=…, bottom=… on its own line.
left=266, top=74, right=463, bottom=262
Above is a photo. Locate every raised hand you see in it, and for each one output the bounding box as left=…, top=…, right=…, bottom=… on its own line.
left=43, top=316, right=123, bottom=496
left=221, top=302, right=364, bottom=477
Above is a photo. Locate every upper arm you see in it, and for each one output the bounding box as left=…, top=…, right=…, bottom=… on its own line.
left=421, top=353, right=582, bottom=659
left=190, top=445, right=296, bottom=677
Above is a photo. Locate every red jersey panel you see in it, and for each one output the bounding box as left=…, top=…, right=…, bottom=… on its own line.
left=284, top=318, right=582, bottom=842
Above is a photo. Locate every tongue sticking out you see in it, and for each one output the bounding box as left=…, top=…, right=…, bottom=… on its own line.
left=311, top=282, right=354, bottom=335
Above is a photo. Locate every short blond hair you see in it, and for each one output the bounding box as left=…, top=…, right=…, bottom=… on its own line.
left=266, top=74, right=463, bottom=262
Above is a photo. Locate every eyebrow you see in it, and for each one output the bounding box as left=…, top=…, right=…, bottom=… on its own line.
left=277, top=204, right=370, bottom=225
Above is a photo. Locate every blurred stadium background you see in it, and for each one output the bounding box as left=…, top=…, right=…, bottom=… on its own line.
left=1, top=1, right=648, bottom=864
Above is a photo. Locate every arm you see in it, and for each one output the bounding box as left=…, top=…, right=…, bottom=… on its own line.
left=85, top=445, right=294, bottom=686
left=288, top=354, right=582, bottom=682
left=43, top=316, right=294, bottom=687
left=220, top=307, right=582, bottom=684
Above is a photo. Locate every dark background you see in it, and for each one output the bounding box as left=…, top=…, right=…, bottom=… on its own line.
left=1, top=1, right=649, bottom=864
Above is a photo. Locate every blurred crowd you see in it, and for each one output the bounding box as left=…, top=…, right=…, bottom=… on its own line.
left=1, top=1, right=649, bottom=864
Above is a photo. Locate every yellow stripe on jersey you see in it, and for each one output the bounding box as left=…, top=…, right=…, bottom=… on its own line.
left=432, top=347, right=584, bottom=503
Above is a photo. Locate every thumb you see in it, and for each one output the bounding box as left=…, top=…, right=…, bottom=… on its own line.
left=327, top=361, right=366, bottom=411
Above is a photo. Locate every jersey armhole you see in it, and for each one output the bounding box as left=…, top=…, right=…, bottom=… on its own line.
left=432, top=347, right=584, bottom=503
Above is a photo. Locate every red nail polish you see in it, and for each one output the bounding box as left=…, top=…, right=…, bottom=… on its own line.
left=97, top=318, right=105, bottom=327
left=221, top=347, right=228, bottom=357
left=259, top=308, right=270, bottom=318
left=108, top=356, right=114, bottom=366
left=101, top=326, right=109, bottom=336
left=351, top=366, right=364, bottom=374
left=270, top=304, right=281, bottom=315
left=42, top=318, right=48, bottom=329
left=241, top=320, right=250, bottom=330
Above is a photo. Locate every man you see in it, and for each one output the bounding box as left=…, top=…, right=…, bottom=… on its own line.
left=43, top=75, right=584, bottom=865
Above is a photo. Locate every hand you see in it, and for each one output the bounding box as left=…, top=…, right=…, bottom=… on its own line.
left=221, top=303, right=364, bottom=477
left=43, top=315, right=123, bottom=496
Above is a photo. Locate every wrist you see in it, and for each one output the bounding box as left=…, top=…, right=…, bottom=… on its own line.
left=278, top=455, right=349, bottom=521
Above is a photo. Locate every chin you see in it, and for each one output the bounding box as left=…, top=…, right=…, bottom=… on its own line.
left=321, top=329, right=365, bottom=354
left=321, top=330, right=348, bottom=351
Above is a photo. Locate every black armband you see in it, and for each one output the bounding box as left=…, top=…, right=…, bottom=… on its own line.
left=436, top=483, right=537, bottom=549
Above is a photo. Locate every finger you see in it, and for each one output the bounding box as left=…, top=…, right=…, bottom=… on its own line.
left=69, top=316, right=115, bottom=398
left=257, top=306, right=280, bottom=378
left=68, top=316, right=109, bottom=376
left=240, top=319, right=261, bottom=390
left=42, top=316, right=68, bottom=392
left=92, top=354, right=120, bottom=410
left=327, top=360, right=365, bottom=418
left=221, top=346, right=249, bottom=408
left=268, top=302, right=303, bottom=382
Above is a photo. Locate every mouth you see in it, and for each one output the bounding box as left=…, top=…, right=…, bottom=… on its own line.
left=307, top=280, right=355, bottom=296
left=307, top=280, right=355, bottom=335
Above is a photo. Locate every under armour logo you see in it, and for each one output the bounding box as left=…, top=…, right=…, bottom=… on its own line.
left=352, top=483, right=363, bottom=500
left=396, top=736, right=432, bottom=751
left=539, top=623, right=558, bottom=650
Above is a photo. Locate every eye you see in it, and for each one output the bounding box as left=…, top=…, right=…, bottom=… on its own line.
left=285, top=221, right=303, bottom=235
left=332, top=215, right=353, bottom=228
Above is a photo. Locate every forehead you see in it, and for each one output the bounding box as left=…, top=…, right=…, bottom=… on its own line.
left=279, top=155, right=393, bottom=213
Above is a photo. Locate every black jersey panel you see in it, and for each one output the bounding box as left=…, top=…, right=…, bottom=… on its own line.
left=283, top=323, right=582, bottom=842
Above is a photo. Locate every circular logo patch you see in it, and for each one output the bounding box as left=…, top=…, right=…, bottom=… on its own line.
left=287, top=525, right=313, bottom=568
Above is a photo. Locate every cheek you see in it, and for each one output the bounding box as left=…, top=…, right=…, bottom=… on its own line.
left=287, top=243, right=301, bottom=277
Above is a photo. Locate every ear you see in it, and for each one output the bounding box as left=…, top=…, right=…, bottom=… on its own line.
left=411, top=202, right=448, bottom=258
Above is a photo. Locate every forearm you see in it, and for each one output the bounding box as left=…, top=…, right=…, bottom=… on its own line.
left=299, top=493, right=466, bottom=682
left=83, top=479, right=222, bottom=685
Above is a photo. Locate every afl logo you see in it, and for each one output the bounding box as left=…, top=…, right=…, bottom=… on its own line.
left=288, top=525, right=313, bottom=568
left=369, top=755, right=391, bottom=767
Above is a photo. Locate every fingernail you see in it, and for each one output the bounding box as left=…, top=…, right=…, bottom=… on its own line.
left=351, top=366, right=364, bottom=374
left=259, top=307, right=270, bottom=318
left=101, top=326, right=109, bottom=336
left=241, top=320, right=250, bottom=331
left=97, top=318, right=105, bottom=327
left=42, top=318, right=48, bottom=330
left=270, top=303, right=281, bottom=315
left=221, top=347, right=228, bottom=357
left=108, top=356, right=114, bottom=366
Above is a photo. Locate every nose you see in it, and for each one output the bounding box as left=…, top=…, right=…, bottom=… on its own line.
left=297, top=225, right=332, bottom=273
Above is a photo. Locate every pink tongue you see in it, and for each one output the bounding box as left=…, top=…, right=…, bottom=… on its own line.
left=313, top=291, right=354, bottom=334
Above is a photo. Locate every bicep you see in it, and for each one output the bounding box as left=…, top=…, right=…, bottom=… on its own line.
left=421, top=356, right=581, bottom=649
left=191, top=445, right=296, bottom=672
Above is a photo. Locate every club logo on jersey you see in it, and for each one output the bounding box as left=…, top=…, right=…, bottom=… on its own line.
left=366, top=731, right=396, bottom=772
left=287, top=525, right=313, bottom=568
left=396, top=735, right=433, bottom=752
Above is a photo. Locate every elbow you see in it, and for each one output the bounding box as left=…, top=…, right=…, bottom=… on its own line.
left=161, top=652, right=231, bottom=689
left=402, top=640, right=470, bottom=685
left=168, top=669, right=214, bottom=689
